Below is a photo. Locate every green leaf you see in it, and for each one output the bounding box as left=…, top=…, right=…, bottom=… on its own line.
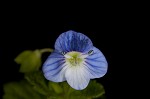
left=15, top=50, right=32, bottom=64
left=15, top=50, right=42, bottom=73
left=3, top=80, right=44, bottom=99
left=81, top=80, right=105, bottom=98
left=47, top=80, right=105, bottom=99
left=48, top=82, right=63, bottom=94
left=25, top=71, right=50, bottom=95
left=62, top=80, right=105, bottom=99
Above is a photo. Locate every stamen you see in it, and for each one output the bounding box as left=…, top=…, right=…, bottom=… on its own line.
left=61, top=51, right=66, bottom=55
left=88, top=50, right=93, bottom=55
left=65, top=51, right=84, bottom=66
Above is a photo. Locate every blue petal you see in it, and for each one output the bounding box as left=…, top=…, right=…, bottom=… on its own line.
left=55, top=30, right=93, bottom=53
left=42, top=50, right=68, bottom=82
left=85, top=47, right=108, bottom=79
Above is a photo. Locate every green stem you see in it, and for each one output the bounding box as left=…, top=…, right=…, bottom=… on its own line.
left=40, top=48, right=53, bottom=53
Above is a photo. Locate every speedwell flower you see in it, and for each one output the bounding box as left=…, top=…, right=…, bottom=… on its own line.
left=42, top=30, right=108, bottom=90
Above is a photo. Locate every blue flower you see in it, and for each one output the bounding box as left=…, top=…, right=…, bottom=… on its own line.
left=42, top=30, right=108, bottom=90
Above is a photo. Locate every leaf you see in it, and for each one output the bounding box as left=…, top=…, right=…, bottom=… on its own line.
left=62, top=80, right=105, bottom=99
left=25, top=71, right=50, bottom=95
left=15, top=50, right=42, bottom=73
left=3, top=80, right=44, bottom=99
left=15, top=50, right=32, bottom=64
left=19, top=73, right=104, bottom=99
left=48, top=82, right=63, bottom=94
left=81, top=80, right=105, bottom=98
left=47, top=81, right=105, bottom=99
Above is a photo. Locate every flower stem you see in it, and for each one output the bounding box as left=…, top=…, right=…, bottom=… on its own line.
left=40, top=48, right=53, bottom=53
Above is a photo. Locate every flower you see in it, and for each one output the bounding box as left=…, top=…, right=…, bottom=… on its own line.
left=42, top=30, right=108, bottom=90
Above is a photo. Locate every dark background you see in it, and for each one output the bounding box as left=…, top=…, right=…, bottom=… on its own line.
left=0, top=5, right=141, bottom=99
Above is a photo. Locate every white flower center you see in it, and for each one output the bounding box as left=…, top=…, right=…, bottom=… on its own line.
left=64, top=51, right=88, bottom=67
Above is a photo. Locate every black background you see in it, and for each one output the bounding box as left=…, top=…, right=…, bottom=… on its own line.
left=0, top=4, right=141, bottom=99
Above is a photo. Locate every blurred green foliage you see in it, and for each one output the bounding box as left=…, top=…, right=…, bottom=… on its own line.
left=14, top=50, right=42, bottom=73
left=3, top=49, right=106, bottom=99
